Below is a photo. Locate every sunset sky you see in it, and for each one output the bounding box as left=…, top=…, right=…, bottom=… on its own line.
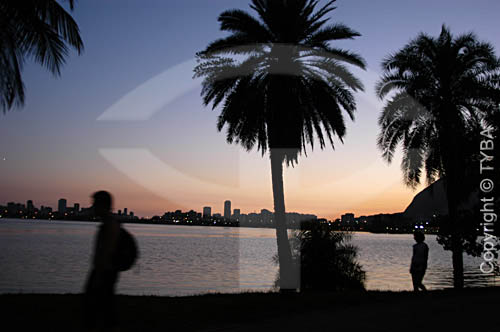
left=1, top=0, right=499, bottom=220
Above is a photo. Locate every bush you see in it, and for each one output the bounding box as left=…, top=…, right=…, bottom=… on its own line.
left=274, top=221, right=366, bottom=291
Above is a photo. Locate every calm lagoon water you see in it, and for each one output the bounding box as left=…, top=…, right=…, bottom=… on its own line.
left=0, top=219, right=496, bottom=296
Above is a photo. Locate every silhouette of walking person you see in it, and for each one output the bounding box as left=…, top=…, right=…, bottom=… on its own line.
left=410, top=231, right=428, bottom=292
left=83, top=191, right=121, bottom=331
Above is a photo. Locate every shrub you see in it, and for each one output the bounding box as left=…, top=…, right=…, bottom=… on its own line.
left=274, top=221, right=366, bottom=291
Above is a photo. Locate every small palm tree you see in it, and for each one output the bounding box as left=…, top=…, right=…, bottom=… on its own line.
left=274, top=221, right=365, bottom=291
left=376, top=25, right=500, bottom=289
left=194, top=0, right=365, bottom=290
left=0, top=0, right=83, bottom=113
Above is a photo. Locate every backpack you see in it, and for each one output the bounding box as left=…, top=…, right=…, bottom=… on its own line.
left=113, top=227, right=138, bottom=271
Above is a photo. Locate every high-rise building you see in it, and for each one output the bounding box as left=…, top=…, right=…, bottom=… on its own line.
left=27, top=200, right=34, bottom=212
left=203, top=206, right=212, bottom=218
left=233, top=209, right=241, bottom=220
left=124, top=208, right=128, bottom=216
left=58, top=199, right=67, bottom=214
left=74, top=203, right=80, bottom=213
left=224, top=200, right=231, bottom=219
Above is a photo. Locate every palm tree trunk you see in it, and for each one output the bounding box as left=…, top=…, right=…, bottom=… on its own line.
left=451, top=232, right=464, bottom=289
left=441, top=113, right=465, bottom=290
left=446, top=179, right=464, bottom=289
left=270, top=148, right=297, bottom=291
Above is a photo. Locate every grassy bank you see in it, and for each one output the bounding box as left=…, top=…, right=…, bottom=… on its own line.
left=1, top=287, right=499, bottom=331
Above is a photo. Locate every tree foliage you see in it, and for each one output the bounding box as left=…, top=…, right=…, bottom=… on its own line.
left=0, top=0, right=83, bottom=113
left=194, top=0, right=365, bottom=165
left=376, top=25, right=500, bottom=189
left=275, top=221, right=366, bottom=291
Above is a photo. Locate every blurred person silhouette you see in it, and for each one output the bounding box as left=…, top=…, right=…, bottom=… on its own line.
left=83, top=191, right=120, bottom=331
left=410, top=231, right=429, bottom=292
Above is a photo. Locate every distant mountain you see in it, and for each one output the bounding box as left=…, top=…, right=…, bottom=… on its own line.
left=403, top=179, right=448, bottom=220
left=403, top=178, right=481, bottom=221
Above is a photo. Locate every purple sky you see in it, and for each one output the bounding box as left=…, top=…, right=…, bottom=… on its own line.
left=1, top=0, right=499, bottom=219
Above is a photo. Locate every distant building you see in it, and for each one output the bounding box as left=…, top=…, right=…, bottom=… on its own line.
left=233, top=209, right=241, bottom=220
left=117, top=209, right=122, bottom=215
left=27, top=200, right=34, bottom=212
left=224, top=200, right=231, bottom=219
left=130, top=211, right=134, bottom=218
left=365, top=213, right=409, bottom=233
left=80, top=207, right=93, bottom=217
left=213, top=213, right=222, bottom=218
left=246, top=212, right=260, bottom=225
left=187, top=210, right=197, bottom=219
left=124, top=208, right=128, bottom=216
left=39, top=206, right=53, bottom=218
left=74, top=203, right=80, bottom=213
left=261, top=209, right=273, bottom=224
left=203, top=206, right=212, bottom=218
left=58, top=199, right=67, bottom=214
left=285, top=212, right=317, bottom=227
left=341, top=213, right=355, bottom=224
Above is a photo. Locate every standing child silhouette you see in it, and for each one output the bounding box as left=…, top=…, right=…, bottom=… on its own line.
left=410, top=231, right=429, bottom=292
left=83, top=191, right=121, bottom=330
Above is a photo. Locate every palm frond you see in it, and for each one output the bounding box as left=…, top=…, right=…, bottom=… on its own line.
left=307, top=58, right=364, bottom=91
left=0, top=30, right=25, bottom=113
left=305, top=23, right=361, bottom=46
left=22, top=19, right=68, bottom=75
left=39, top=0, right=84, bottom=53
left=218, top=9, right=271, bottom=42
left=0, top=0, right=83, bottom=113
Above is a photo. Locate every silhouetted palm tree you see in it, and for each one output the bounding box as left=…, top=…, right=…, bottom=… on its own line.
left=0, top=0, right=83, bottom=113
left=194, top=0, right=365, bottom=290
left=376, top=25, right=500, bottom=289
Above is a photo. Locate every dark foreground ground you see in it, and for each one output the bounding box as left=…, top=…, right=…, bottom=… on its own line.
left=1, top=287, right=499, bottom=331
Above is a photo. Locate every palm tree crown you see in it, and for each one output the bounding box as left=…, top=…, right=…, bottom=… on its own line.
left=0, top=0, right=83, bottom=113
left=376, top=25, right=500, bottom=188
left=194, top=0, right=365, bottom=165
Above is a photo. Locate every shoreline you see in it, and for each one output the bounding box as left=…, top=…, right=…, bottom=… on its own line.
left=2, top=287, right=499, bottom=331
left=0, top=218, right=436, bottom=235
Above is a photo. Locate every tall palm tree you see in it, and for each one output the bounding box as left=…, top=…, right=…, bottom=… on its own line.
left=194, top=0, right=365, bottom=290
left=376, top=25, right=500, bottom=289
left=0, top=0, right=83, bottom=113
